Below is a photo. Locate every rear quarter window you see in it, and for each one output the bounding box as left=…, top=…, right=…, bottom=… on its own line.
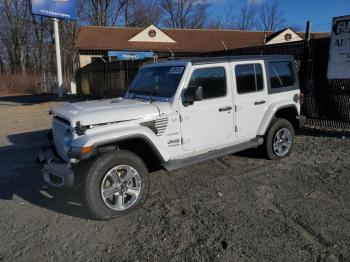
left=268, top=61, right=295, bottom=89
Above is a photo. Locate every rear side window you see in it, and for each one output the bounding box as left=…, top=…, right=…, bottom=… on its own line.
left=268, top=61, right=295, bottom=88
left=188, top=67, right=226, bottom=99
left=235, top=64, right=263, bottom=94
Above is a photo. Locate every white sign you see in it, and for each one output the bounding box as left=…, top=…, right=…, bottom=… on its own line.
left=327, top=16, right=350, bottom=79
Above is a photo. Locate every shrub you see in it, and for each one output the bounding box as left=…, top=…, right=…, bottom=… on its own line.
left=0, top=73, right=39, bottom=96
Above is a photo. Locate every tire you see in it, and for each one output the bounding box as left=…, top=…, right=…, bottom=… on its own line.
left=264, top=118, right=295, bottom=160
left=83, top=150, right=149, bottom=220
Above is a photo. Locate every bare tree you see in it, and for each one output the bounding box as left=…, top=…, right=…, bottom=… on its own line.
left=80, top=0, right=159, bottom=28
left=127, top=0, right=163, bottom=27
left=235, top=5, right=257, bottom=30
left=206, top=16, right=224, bottom=29
left=206, top=4, right=235, bottom=29
left=0, top=0, right=81, bottom=93
left=0, top=0, right=31, bottom=73
left=160, top=0, right=209, bottom=29
left=258, top=2, right=286, bottom=31
left=289, top=24, right=303, bottom=32
left=80, top=0, right=115, bottom=26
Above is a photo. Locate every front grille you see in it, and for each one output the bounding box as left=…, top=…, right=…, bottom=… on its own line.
left=52, top=117, right=70, bottom=161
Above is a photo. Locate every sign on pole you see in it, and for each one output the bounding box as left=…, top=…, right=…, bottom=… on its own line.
left=107, top=51, right=155, bottom=61
left=31, top=0, right=77, bottom=97
left=327, top=15, right=350, bottom=79
left=31, top=0, right=77, bottom=20
left=53, top=18, right=64, bottom=97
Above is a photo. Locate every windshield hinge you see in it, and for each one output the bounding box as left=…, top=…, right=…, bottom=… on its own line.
left=75, top=121, right=87, bottom=136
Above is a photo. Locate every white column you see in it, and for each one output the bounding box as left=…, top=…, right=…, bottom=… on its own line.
left=53, top=18, right=63, bottom=97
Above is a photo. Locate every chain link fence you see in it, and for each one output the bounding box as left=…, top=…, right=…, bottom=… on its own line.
left=75, top=38, right=350, bottom=130
left=76, top=60, right=143, bottom=98
left=204, top=38, right=350, bottom=130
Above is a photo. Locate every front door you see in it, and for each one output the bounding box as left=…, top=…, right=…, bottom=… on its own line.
left=179, top=64, right=234, bottom=152
left=232, top=61, right=268, bottom=139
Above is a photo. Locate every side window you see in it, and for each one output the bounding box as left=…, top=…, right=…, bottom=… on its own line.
left=268, top=61, right=295, bottom=88
left=188, top=67, right=226, bottom=99
left=235, top=64, right=264, bottom=94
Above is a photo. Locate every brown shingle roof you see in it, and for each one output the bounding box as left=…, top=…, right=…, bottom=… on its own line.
left=75, top=26, right=330, bottom=53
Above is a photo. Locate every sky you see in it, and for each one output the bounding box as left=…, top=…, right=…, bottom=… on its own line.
left=209, top=0, right=350, bottom=32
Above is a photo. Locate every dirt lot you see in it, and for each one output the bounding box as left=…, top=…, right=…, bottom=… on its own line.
left=0, top=96, right=349, bottom=261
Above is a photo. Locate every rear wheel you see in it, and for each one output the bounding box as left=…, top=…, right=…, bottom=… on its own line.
left=264, top=118, right=295, bottom=160
left=83, top=150, right=149, bottom=220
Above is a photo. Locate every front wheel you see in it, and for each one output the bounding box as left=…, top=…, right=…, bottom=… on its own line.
left=264, top=118, right=295, bottom=160
left=83, top=150, right=149, bottom=220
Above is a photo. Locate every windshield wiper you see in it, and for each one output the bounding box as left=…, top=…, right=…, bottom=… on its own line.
left=145, top=91, right=157, bottom=102
left=128, top=89, right=157, bottom=102
left=128, top=89, right=143, bottom=98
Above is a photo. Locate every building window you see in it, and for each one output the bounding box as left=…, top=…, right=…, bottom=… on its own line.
left=235, top=64, right=263, bottom=94
left=148, top=30, right=156, bottom=38
left=284, top=33, right=292, bottom=41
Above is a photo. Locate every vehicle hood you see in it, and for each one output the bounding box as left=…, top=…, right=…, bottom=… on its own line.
left=52, top=98, right=160, bottom=126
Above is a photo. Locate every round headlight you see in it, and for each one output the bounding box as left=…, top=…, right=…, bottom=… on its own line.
left=63, top=129, right=73, bottom=148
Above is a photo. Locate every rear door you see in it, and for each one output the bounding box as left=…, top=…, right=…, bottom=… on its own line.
left=232, top=61, right=268, bottom=139
left=179, top=63, right=234, bottom=152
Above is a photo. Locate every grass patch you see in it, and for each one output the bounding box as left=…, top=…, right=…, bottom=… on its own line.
left=0, top=73, right=39, bottom=96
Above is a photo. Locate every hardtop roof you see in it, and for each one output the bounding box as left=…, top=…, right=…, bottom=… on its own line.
left=143, top=55, right=294, bottom=68
left=190, top=55, right=294, bottom=65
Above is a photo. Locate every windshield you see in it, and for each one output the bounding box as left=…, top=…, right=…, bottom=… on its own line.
left=126, top=66, right=185, bottom=98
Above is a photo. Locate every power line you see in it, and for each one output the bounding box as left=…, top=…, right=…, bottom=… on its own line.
left=311, top=25, right=332, bottom=30
left=299, top=22, right=331, bottom=29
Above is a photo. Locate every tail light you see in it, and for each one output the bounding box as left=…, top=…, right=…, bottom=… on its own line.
left=299, top=92, right=304, bottom=105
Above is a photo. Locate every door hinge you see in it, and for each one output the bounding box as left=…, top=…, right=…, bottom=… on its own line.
left=235, top=105, right=238, bottom=112
left=235, top=126, right=238, bottom=132
left=179, top=115, right=183, bottom=122
left=181, top=137, right=184, bottom=144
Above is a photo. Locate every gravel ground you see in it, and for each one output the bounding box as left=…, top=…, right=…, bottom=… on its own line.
left=0, top=96, right=349, bottom=261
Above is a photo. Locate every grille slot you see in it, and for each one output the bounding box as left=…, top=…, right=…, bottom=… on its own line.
left=52, top=118, right=70, bottom=161
left=140, top=117, right=168, bottom=136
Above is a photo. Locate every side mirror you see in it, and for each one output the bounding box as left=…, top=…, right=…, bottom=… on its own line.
left=185, top=86, right=203, bottom=105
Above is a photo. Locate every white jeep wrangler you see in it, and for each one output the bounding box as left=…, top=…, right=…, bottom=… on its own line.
left=38, top=55, right=305, bottom=220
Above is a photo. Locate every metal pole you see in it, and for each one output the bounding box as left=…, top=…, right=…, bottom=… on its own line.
left=53, top=18, right=63, bottom=97
left=305, top=21, right=312, bottom=43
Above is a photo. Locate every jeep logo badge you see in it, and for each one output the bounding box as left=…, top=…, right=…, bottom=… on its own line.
left=168, top=139, right=180, bottom=146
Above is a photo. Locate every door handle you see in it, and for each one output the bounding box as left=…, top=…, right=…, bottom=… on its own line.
left=254, top=100, right=266, bottom=105
left=219, top=106, right=232, bottom=112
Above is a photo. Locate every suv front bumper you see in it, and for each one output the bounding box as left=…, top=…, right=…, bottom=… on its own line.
left=38, top=146, right=74, bottom=189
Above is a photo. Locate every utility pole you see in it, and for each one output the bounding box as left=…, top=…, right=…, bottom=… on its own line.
left=305, top=21, right=312, bottom=43
left=53, top=18, right=63, bottom=98
left=302, top=20, right=313, bottom=97
left=124, top=1, right=129, bottom=27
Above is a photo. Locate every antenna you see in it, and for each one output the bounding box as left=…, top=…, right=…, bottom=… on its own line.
left=152, top=51, right=158, bottom=64
left=167, top=48, right=175, bottom=60
left=221, top=40, right=228, bottom=51
left=100, top=57, right=107, bottom=63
